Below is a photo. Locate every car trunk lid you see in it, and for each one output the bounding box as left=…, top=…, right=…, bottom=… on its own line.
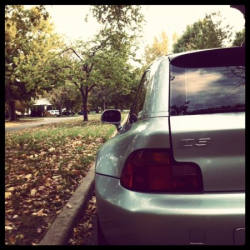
left=169, top=47, right=245, bottom=192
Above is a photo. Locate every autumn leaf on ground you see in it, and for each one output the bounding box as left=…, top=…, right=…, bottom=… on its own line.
left=66, top=204, right=73, bottom=209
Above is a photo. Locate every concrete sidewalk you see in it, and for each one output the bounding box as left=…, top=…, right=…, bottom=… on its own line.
left=38, top=114, right=128, bottom=245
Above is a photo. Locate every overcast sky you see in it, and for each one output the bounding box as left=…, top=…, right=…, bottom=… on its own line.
left=45, top=5, right=244, bottom=48
left=23, top=5, right=244, bottom=66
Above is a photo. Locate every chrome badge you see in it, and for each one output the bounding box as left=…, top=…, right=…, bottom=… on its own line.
left=179, top=138, right=211, bottom=148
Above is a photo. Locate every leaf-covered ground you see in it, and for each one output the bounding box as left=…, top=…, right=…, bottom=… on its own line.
left=5, top=115, right=118, bottom=245
left=68, top=192, right=98, bottom=245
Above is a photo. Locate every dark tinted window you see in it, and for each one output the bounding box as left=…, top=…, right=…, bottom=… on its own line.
left=170, top=50, right=245, bottom=116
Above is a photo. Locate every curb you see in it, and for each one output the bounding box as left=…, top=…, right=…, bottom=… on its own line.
left=38, top=163, right=95, bottom=245
left=38, top=113, right=128, bottom=245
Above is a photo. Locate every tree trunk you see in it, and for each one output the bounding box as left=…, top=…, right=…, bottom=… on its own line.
left=59, top=102, right=63, bottom=117
left=102, top=99, right=106, bottom=111
left=83, top=95, right=88, bottom=121
left=80, top=86, right=89, bottom=121
left=115, top=102, right=118, bottom=109
left=8, top=100, right=17, bottom=121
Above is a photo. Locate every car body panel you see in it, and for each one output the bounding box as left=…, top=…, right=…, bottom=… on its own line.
left=96, top=117, right=170, bottom=177
left=169, top=113, right=245, bottom=191
left=95, top=175, right=245, bottom=245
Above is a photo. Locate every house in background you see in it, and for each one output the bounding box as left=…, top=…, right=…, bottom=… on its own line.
left=30, top=98, right=53, bottom=117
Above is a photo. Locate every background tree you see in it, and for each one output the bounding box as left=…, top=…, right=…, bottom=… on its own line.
left=170, top=32, right=179, bottom=53
left=44, top=84, right=82, bottom=116
left=232, top=28, right=245, bottom=46
left=5, top=5, right=63, bottom=120
left=48, top=5, right=145, bottom=121
left=144, top=31, right=169, bottom=67
left=53, top=31, right=140, bottom=121
left=88, top=5, right=144, bottom=67
left=172, top=11, right=233, bottom=53
left=88, top=64, right=142, bottom=111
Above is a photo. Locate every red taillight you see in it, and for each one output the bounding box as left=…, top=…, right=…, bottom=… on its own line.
left=120, top=149, right=203, bottom=192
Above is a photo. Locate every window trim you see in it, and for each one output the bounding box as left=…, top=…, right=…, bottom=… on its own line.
left=128, top=70, right=150, bottom=124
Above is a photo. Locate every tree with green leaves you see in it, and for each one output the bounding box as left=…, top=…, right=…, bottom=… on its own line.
left=53, top=31, right=140, bottom=121
left=89, top=64, right=142, bottom=111
left=5, top=5, right=63, bottom=120
left=48, top=5, right=145, bottom=121
left=172, top=11, right=233, bottom=53
left=232, top=28, right=245, bottom=46
left=144, top=31, right=169, bottom=67
left=88, top=5, right=144, bottom=66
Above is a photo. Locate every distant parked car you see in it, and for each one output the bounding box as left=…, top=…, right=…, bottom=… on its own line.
left=47, top=110, right=59, bottom=116
left=95, top=46, right=245, bottom=245
left=78, top=110, right=90, bottom=115
left=62, top=111, right=75, bottom=116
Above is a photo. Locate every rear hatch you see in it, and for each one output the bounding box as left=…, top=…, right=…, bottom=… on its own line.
left=169, top=47, right=245, bottom=192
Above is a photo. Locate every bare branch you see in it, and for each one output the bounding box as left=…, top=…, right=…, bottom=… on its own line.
left=89, top=62, right=95, bottom=73
left=88, top=84, right=97, bottom=93
left=57, top=48, right=83, bottom=62
left=90, top=41, right=105, bottom=58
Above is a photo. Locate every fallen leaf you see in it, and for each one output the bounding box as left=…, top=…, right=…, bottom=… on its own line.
left=6, top=209, right=14, bottom=214
left=37, top=209, right=44, bottom=216
left=5, top=226, right=13, bottom=231
left=38, top=186, right=45, bottom=191
left=52, top=175, right=60, bottom=179
left=66, top=204, right=72, bottom=209
left=48, top=147, right=55, bottom=152
left=30, top=189, right=37, bottom=196
left=25, top=174, right=32, bottom=180
left=7, top=187, right=15, bottom=192
left=9, top=235, right=16, bottom=244
left=5, top=192, right=12, bottom=199
left=19, top=234, right=24, bottom=239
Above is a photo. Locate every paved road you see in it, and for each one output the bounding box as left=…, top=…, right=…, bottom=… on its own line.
left=5, top=117, right=81, bottom=132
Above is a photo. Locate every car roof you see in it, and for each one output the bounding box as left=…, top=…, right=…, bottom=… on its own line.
left=167, top=46, right=244, bottom=61
left=145, top=46, right=244, bottom=73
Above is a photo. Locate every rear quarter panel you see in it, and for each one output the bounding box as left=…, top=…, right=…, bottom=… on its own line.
left=95, top=117, right=170, bottom=177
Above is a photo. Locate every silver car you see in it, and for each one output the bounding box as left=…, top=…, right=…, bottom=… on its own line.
left=95, top=46, right=245, bottom=245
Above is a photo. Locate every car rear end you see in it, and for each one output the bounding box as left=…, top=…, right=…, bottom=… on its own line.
left=95, top=47, right=245, bottom=245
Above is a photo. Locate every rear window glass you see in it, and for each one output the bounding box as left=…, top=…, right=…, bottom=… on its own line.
left=170, top=50, right=245, bottom=116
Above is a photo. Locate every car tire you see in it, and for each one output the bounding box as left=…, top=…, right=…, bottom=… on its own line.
left=97, top=215, right=109, bottom=245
